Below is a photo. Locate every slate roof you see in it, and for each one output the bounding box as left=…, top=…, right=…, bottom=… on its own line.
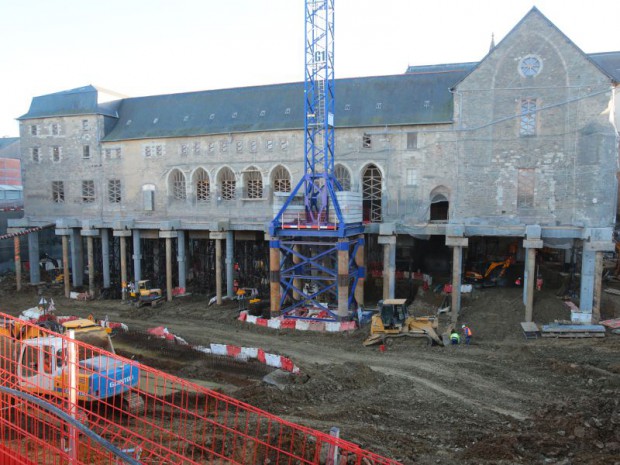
left=0, top=137, right=20, bottom=159
left=101, top=70, right=469, bottom=142
left=589, top=51, right=620, bottom=82
left=18, top=85, right=120, bottom=120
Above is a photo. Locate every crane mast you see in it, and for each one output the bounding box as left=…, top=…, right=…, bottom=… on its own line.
left=269, top=0, right=364, bottom=321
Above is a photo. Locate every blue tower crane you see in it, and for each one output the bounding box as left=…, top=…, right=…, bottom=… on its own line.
left=269, top=0, right=365, bottom=321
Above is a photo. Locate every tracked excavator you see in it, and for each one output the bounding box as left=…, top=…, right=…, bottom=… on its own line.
left=363, top=299, right=443, bottom=346
left=464, top=256, right=515, bottom=287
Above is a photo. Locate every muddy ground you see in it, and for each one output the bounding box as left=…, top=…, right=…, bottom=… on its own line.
left=0, top=273, right=619, bottom=465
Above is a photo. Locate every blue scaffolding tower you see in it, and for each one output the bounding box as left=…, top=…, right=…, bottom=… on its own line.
left=269, top=0, right=365, bottom=321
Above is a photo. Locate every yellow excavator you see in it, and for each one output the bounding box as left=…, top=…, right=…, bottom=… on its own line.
left=363, top=299, right=443, bottom=346
left=464, top=256, right=515, bottom=287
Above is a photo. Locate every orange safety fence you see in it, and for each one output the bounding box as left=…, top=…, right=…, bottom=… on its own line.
left=0, top=312, right=401, bottom=465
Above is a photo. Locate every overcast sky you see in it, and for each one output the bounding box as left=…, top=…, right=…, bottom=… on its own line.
left=1, top=0, right=619, bottom=137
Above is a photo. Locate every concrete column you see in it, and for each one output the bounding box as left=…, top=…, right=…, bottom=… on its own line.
left=592, top=251, right=603, bottom=323
left=354, top=234, right=365, bottom=307
left=226, top=230, right=234, bottom=298
left=446, top=236, right=468, bottom=324
left=177, top=230, right=186, bottom=290
left=337, top=239, right=349, bottom=318
left=87, top=236, right=95, bottom=297
left=62, top=235, right=70, bottom=298
left=120, top=236, right=127, bottom=300
left=524, top=247, right=536, bottom=322
left=101, top=229, right=110, bottom=289
left=165, top=237, right=173, bottom=302
left=268, top=235, right=281, bottom=314
left=580, top=248, right=596, bottom=314
left=27, top=230, right=40, bottom=284
left=14, top=237, right=21, bottom=291
left=71, top=229, right=84, bottom=287
left=132, top=230, right=141, bottom=282
left=378, top=235, right=396, bottom=300
left=210, top=232, right=226, bottom=305
left=216, top=238, right=222, bottom=304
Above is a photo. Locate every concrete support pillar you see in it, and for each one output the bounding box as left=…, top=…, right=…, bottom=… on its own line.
left=592, top=251, right=603, bottom=324
left=177, top=230, right=186, bottom=290
left=378, top=235, right=396, bottom=300
left=268, top=235, right=281, bottom=314
left=86, top=236, right=95, bottom=297
left=337, top=239, right=350, bottom=318
left=446, top=236, right=468, bottom=324
left=132, top=230, right=141, bottom=282
left=165, top=237, right=173, bottom=302
left=101, top=229, right=110, bottom=289
left=62, top=235, right=70, bottom=298
left=523, top=235, right=543, bottom=323
left=120, top=236, right=127, bottom=299
left=71, top=229, right=83, bottom=287
left=216, top=238, right=222, bottom=304
left=580, top=233, right=615, bottom=323
left=14, top=237, right=21, bottom=291
left=524, top=247, right=536, bottom=322
left=211, top=232, right=226, bottom=305
left=27, top=231, right=40, bottom=284
left=113, top=230, right=131, bottom=301
left=354, top=234, right=365, bottom=307
left=580, top=248, right=596, bottom=314
left=226, top=230, right=234, bottom=298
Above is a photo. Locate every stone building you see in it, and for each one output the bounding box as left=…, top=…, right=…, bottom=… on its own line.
left=10, top=8, right=620, bottom=323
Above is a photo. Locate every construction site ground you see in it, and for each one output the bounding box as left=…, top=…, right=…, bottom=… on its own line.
left=1, top=274, right=619, bottom=465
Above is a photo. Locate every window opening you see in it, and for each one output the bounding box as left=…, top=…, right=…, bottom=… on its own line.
left=219, top=168, right=236, bottom=200
left=108, top=179, right=121, bottom=203
left=272, top=165, right=291, bottom=193
left=195, top=169, right=210, bottom=202
left=245, top=167, right=263, bottom=199
left=362, top=134, right=372, bottom=149
left=82, top=180, right=95, bottom=203
left=520, top=98, right=537, bottom=136
left=171, top=170, right=187, bottom=200
left=52, top=181, right=64, bottom=203
left=362, top=164, right=382, bottom=222
left=334, top=164, right=351, bottom=191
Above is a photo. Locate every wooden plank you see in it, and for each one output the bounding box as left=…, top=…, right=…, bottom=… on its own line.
left=542, top=332, right=605, bottom=338
left=603, top=288, right=620, bottom=296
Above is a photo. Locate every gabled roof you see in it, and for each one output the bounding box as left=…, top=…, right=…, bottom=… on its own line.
left=451, top=7, right=620, bottom=89
left=102, top=72, right=463, bottom=141
left=18, top=85, right=120, bottom=120
left=589, top=51, right=620, bottom=82
left=0, top=137, right=20, bottom=159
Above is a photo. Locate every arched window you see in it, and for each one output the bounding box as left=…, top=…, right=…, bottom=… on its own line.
left=430, top=186, right=450, bottom=222
left=334, top=164, right=351, bottom=191
left=362, top=164, right=382, bottom=222
left=272, top=165, right=291, bottom=193
left=244, top=166, right=263, bottom=199
left=170, top=169, right=186, bottom=200
left=194, top=168, right=210, bottom=202
left=218, top=167, right=236, bottom=200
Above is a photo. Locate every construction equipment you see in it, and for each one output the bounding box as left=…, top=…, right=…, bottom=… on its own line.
left=129, top=279, right=164, bottom=307
left=464, top=256, right=515, bottom=287
left=363, top=299, right=443, bottom=346
left=0, top=316, right=143, bottom=414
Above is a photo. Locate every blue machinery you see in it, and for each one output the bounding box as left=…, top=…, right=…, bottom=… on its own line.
left=269, top=0, right=365, bottom=321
